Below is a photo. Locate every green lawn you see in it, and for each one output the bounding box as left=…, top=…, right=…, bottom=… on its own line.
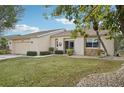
left=0, top=55, right=123, bottom=87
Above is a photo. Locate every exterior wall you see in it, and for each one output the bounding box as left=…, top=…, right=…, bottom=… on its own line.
left=37, top=35, right=50, bottom=52
left=9, top=30, right=65, bottom=55
left=50, top=36, right=85, bottom=55
left=50, top=37, right=56, bottom=48
left=10, top=36, right=51, bottom=55
left=50, top=36, right=69, bottom=51
left=84, top=48, right=100, bottom=56
left=74, top=37, right=84, bottom=55
left=28, top=38, right=39, bottom=52
left=10, top=39, right=31, bottom=54
left=9, top=33, right=114, bottom=56
left=100, top=36, right=114, bottom=55
left=84, top=36, right=114, bottom=56
left=8, top=40, right=13, bottom=52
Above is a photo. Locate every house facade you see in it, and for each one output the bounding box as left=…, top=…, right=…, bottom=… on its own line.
left=7, top=28, right=114, bottom=56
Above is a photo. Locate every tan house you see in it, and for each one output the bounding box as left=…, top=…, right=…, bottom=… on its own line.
left=7, top=28, right=114, bottom=56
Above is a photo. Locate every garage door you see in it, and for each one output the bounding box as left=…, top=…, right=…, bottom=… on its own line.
left=14, top=42, right=30, bottom=54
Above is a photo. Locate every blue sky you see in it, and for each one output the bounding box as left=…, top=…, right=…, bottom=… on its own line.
left=5, top=5, right=75, bottom=35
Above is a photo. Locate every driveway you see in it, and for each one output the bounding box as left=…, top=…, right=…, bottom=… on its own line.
left=0, top=54, right=22, bottom=60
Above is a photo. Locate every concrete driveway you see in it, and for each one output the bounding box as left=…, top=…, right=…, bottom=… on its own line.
left=0, top=54, right=22, bottom=60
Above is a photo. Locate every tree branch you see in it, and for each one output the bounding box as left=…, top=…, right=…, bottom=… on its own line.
left=85, top=6, right=98, bottom=20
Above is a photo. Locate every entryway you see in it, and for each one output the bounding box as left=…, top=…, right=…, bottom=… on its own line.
left=64, top=41, right=74, bottom=53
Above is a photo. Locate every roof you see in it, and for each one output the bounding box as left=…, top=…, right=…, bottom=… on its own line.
left=6, top=28, right=65, bottom=40
left=51, top=30, right=108, bottom=37
left=5, top=29, right=108, bottom=40
left=51, top=31, right=71, bottom=37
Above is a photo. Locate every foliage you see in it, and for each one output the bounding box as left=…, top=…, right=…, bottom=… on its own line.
left=40, top=51, right=50, bottom=55
left=66, top=48, right=73, bottom=56
left=0, top=37, right=8, bottom=49
left=55, top=50, right=63, bottom=54
left=119, top=50, right=124, bottom=56
left=45, top=5, right=124, bottom=56
left=0, top=6, right=24, bottom=32
left=0, top=50, right=11, bottom=55
left=97, top=49, right=105, bottom=56
left=49, top=47, right=54, bottom=53
left=27, top=51, right=37, bottom=56
left=114, top=34, right=124, bottom=54
left=48, top=5, right=110, bottom=56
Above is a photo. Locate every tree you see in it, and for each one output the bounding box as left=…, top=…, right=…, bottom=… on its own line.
left=0, top=6, right=24, bottom=33
left=116, top=5, right=124, bottom=36
left=0, top=37, right=8, bottom=49
left=48, top=5, right=110, bottom=56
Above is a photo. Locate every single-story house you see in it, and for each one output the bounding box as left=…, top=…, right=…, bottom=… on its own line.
left=6, top=28, right=114, bottom=56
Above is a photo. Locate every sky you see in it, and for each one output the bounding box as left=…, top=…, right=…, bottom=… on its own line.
left=5, top=5, right=75, bottom=36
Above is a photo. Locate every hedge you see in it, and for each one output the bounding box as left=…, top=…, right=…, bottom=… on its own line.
left=0, top=50, right=11, bottom=55
left=66, top=49, right=73, bottom=56
left=55, top=50, right=63, bottom=54
left=40, top=51, right=50, bottom=55
left=27, top=51, right=37, bottom=56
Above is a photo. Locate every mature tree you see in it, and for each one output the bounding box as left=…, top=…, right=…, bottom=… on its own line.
left=45, top=5, right=124, bottom=56
left=49, top=5, right=110, bottom=56
left=0, top=6, right=23, bottom=33
left=0, top=37, right=8, bottom=49
left=115, top=6, right=124, bottom=36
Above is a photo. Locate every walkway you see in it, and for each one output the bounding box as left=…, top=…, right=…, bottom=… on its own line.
left=0, top=54, right=22, bottom=60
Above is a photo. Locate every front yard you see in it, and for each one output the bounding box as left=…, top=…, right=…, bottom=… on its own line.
left=0, top=55, right=123, bottom=87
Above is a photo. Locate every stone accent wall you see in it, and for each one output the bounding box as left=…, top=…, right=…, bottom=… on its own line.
left=85, top=48, right=99, bottom=56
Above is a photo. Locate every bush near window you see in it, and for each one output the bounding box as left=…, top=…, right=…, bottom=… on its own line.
left=40, top=51, right=50, bottom=55
left=119, top=50, right=124, bottom=56
left=27, top=51, right=37, bottom=56
left=55, top=50, right=63, bottom=54
left=49, top=47, right=54, bottom=53
left=0, top=50, right=11, bottom=55
left=97, top=49, right=105, bottom=56
left=66, top=49, right=73, bottom=56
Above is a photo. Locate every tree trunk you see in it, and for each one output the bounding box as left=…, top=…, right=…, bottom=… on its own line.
left=95, top=30, right=109, bottom=56
left=92, top=16, right=109, bottom=56
left=116, top=5, right=124, bottom=36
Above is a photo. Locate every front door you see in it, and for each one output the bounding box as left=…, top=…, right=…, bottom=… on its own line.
left=64, top=41, right=74, bottom=53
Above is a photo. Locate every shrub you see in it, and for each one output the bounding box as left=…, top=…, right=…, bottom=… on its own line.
left=40, top=51, right=50, bottom=55
left=97, top=49, right=105, bottom=56
left=66, top=49, right=73, bottom=56
left=0, top=50, right=6, bottom=54
left=119, top=50, right=124, bottom=56
left=6, top=50, right=11, bottom=54
left=49, top=47, right=54, bottom=53
left=55, top=50, right=63, bottom=54
left=0, top=50, right=11, bottom=55
left=27, top=51, right=37, bottom=56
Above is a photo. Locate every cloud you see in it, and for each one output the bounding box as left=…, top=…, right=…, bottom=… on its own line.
left=11, top=24, right=40, bottom=33
left=55, top=18, right=74, bottom=25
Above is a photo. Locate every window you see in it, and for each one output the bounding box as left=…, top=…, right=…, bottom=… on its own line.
left=55, top=39, right=58, bottom=47
left=86, top=38, right=99, bottom=48
left=70, top=41, right=74, bottom=49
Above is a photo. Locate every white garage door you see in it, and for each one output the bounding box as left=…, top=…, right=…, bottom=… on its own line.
left=14, top=42, right=30, bottom=54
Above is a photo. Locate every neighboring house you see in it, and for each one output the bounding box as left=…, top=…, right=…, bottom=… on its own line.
left=6, top=28, right=114, bottom=56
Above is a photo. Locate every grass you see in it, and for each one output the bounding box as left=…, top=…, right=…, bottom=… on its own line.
left=0, top=55, right=123, bottom=87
